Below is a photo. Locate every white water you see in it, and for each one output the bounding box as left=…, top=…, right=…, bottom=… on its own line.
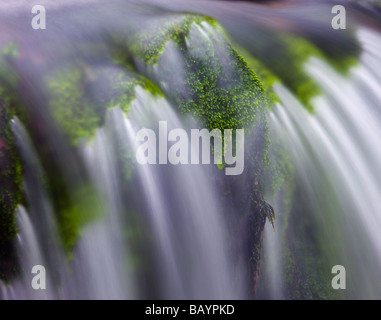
left=122, top=88, right=243, bottom=299
left=1, top=3, right=381, bottom=299
left=0, top=88, right=246, bottom=299
left=260, top=27, right=381, bottom=299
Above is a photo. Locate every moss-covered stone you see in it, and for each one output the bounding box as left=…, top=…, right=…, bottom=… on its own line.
left=45, top=63, right=162, bottom=145
left=0, top=89, right=23, bottom=282
left=247, top=32, right=358, bottom=112
left=179, top=47, right=264, bottom=131
left=0, top=12, right=275, bottom=289
left=0, top=41, right=26, bottom=281
left=283, top=232, right=336, bottom=300
left=266, top=139, right=295, bottom=204
left=57, top=184, right=104, bottom=256
left=0, top=43, right=19, bottom=90
left=230, top=43, right=280, bottom=107
left=130, top=16, right=266, bottom=131
left=129, top=15, right=276, bottom=294
left=277, top=34, right=322, bottom=112
left=43, top=63, right=161, bottom=253
left=1, top=43, right=19, bottom=59
left=126, top=14, right=218, bottom=65
left=45, top=67, right=101, bottom=145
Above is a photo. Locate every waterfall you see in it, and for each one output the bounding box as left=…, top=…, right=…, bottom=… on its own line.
left=0, top=87, right=249, bottom=299
left=258, top=26, right=381, bottom=300
left=1, top=0, right=381, bottom=300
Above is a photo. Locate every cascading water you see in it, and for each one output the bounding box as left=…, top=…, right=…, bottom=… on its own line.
left=258, top=26, right=381, bottom=300
left=1, top=0, right=381, bottom=300
left=0, top=87, right=252, bottom=299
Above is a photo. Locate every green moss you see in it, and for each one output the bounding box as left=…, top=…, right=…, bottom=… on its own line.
left=280, top=176, right=343, bottom=300
left=164, top=20, right=270, bottom=181
left=127, top=14, right=218, bottom=64
left=270, top=34, right=323, bottom=112
left=140, top=16, right=271, bottom=179
left=114, top=15, right=270, bottom=189
left=45, top=64, right=162, bottom=145
left=264, top=136, right=339, bottom=299
left=30, top=147, right=100, bottom=256
left=117, top=13, right=270, bottom=141
left=179, top=47, right=265, bottom=131
left=0, top=87, right=24, bottom=281
left=126, top=17, right=274, bottom=288
left=283, top=240, right=336, bottom=300
left=267, top=141, right=295, bottom=203
left=231, top=43, right=280, bottom=107
left=0, top=42, right=28, bottom=280
left=247, top=32, right=358, bottom=112
left=93, top=66, right=163, bottom=113
left=134, top=17, right=267, bottom=131
left=141, top=17, right=275, bottom=290
left=45, top=66, right=103, bottom=145
left=1, top=43, right=19, bottom=59
left=0, top=43, right=19, bottom=89
left=57, top=184, right=104, bottom=255
left=43, top=63, right=166, bottom=252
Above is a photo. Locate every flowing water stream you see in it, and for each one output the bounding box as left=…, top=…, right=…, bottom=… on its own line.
left=258, top=26, right=381, bottom=299
left=1, top=0, right=381, bottom=300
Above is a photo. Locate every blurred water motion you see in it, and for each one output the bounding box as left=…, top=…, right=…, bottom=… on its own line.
left=0, top=0, right=381, bottom=299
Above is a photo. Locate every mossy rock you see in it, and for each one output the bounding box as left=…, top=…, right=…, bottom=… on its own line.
left=45, top=63, right=162, bottom=146
left=126, top=14, right=218, bottom=65
left=0, top=90, right=23, bottom=282
left=43, top=63, right=164, bottom=252
left=57, top=184, right=104, bottom=256
left=130, top=15, right=276, bottom=293
left=240, top=31, right=358, bottom=112
left=0, top=12, right=275, bottom=284
left=0, top=41, right=26, bottom=281
left=128, top=15, right=267, bottom=131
